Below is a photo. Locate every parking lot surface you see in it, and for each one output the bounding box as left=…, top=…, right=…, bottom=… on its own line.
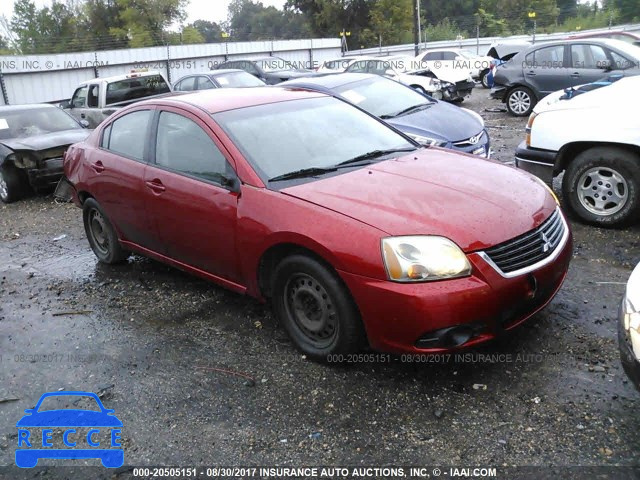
left=0, top=91, right=639, bottom=478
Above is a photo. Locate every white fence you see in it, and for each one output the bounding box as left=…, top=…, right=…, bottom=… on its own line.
left=344, top=23, right=640, bottom=57
left=0, top=38, right=342, bottom=105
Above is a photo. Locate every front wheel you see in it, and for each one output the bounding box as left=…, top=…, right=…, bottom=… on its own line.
left=272, top=254, right=366, bottom=360
left=506, top=86, right=535, bottom=116
left=83, top=198, right=128, bottom=264
left=480, top=69, right=491, bottom=88
left=0, top=164, right=29, bottom=203
left=562, top=147, right=640, bottom=228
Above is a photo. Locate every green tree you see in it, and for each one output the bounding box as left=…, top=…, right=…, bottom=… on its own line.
left=361, top=0, right=413, bottom=46
left=228, top=0, right=311, bottom=41
left=109, top=0, right=188, bottom=47
left=188, top=19, right=223, bottom=43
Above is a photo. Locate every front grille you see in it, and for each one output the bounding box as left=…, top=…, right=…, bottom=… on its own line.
left=453, top=131, right=484, bottom=147
left=483, top=209, right=565, bottom=274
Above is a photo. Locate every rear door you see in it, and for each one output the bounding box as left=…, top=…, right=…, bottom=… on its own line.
left=524, top=44, right=569, bottom=97
left=88, top=108, right=160, bottom=249
left=143, top=107, right=241, bottom=282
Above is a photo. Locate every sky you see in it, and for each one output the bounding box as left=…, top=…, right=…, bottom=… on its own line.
left=0, top=0, right=288, bottom=25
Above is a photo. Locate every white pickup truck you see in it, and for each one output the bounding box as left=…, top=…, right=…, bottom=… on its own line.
left=62, top=71, right=172, bottom=128
left=515, top=75, right=640, bottom=228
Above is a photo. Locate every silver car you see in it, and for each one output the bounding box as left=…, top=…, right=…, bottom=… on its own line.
left=619, top=262, right=640, bottom=391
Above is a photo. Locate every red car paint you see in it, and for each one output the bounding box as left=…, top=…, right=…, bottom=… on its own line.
left=64, top=87, right=572, bottom=354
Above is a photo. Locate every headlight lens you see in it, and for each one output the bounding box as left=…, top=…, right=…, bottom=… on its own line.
left=407, top=133, right=447, bottom=147
left=532, top=175, right=559, bottom=205
left=382, top=236, right=472, bottom=282
left=525, top=112, right=538, bottom=146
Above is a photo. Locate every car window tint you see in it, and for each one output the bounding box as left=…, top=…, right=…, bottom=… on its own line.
left=571, top=44, right=607, bottom=69
left=347, top=61, right=367, bottom=73
left=533, top=45, right=564, bottom=67
left=197, top=77, right=216, bottom=89
left=105, top=110, right=152, bottom=161
left=155, top=111, right=229, bottom=184
left=369, top=61, right=389, bottom=75
left=442, top=51, right=457, bottom=61
left=176, top=77, right=196, bottom=91
left=424, top=52, right=441, bottom=61
left=244, top=62, right=261, bottom=75
left=610, top=50, right=634, bottom=69
left=71, top=86, right=88, bottom=108
left=87, top=85, right=99, bottom=108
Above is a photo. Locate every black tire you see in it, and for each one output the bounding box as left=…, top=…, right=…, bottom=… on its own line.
left=506, top=86, right=535, bottom=117
left=0, top=164, right=28, bottom=203
left=480, top=69, right=490, bottom=88
left=562, top=147, right=640, bottom=228
left=272, top=254, right=366, bottom=360
left=82, top=198, right=128, bottom=264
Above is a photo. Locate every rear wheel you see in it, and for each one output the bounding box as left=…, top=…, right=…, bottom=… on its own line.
left=272, top=254, right=366, bottom=361
left=480, top=69, right=491, bottom=88
left=82, top=198, right=128, bottom=264
left=0, top=164, right=28, bottom=203
left=562, top=147, right=640, bottom=228
left=506, top=86, right=535, bottom=116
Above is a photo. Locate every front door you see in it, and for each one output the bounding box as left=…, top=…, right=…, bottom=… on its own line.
left=143, top=108, right=241, bottom=282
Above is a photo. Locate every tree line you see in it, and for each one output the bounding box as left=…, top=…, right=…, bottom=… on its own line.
left=1, top=0, right=638, bottom=55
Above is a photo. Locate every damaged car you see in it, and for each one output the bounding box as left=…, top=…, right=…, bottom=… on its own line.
left=0, top=104, right=90, bottom=203
left=345, top=55, right=475, bottom=102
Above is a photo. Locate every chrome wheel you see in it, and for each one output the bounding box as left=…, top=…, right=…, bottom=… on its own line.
left=508, top=90, right=531, bottom=115
left=577, top=167, right=629, bottom=216
left=0, top=172, right=8, bottom=201
left=88, top=209, right=110, bottom=255
left=284, top=273, right=337, bottom=348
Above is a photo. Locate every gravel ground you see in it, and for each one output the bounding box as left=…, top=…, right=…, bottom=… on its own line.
left=0, top=90, right=639, bottom=479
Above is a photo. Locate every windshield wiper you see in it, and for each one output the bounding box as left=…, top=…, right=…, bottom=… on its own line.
left=269, top=166, right=338, bottom=182
left=380, top=102, right=432, bottom=119
left=336, top=147, right=417, bottom=167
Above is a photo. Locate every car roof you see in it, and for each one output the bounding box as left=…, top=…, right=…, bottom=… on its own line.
left=283, top=72, right=375, bottom=89
left=524, top=37, right=632, bottom=50
left=79, top=70, right=165, bottom=85
left=0, top=103, right=56, bottom=112
left=569, top=30, right=640, bottom=39
left=138, top=86, right=327, bottom=114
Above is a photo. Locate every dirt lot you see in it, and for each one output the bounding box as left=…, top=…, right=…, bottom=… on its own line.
left=0, top=90, right=639, bottom=479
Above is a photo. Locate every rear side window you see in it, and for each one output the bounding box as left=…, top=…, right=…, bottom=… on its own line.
left=424, top=52, right=442, bottom=61
left=571, top=44, right=607, bottom=69
left=197, top=77, right=216, bottom=89
left=530, top=45, right=564, bottom=68
left=102, top=110, right=152, bottom=161
left=442, top=51, right=457, bottom=61
left=154, top=111, right=229, bottom=185
left=175, top=77, right=197, bottom=91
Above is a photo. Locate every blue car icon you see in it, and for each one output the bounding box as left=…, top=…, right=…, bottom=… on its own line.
left=16, top=391, right=123, bottom=468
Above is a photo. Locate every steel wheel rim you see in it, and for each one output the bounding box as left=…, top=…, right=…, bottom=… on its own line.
left=508, top=90, right=530, bottom=114
left=577, top=166, right=628, bottom=216
left=284, top=273, right=337, bottom=348
left=89, top=209, right=110, bottom=255
left=0, top=172, right=8, bottom=200
left=482, top=74, right=490, bottom=88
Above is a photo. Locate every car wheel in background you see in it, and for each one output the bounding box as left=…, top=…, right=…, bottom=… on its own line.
left=82, top=198, right=128, bottom=264
left=506, top=86, right=535, bottom=116
left=480, top=69, right=491, bottom=88
left=0, top=164, right=28, bottom=203
left=562, top=147, right=640, bottom=228
left=272, top=254, right=366, bottom=360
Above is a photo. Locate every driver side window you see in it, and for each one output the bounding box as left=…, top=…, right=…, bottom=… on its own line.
left=71, top=86, right=88, bottom=108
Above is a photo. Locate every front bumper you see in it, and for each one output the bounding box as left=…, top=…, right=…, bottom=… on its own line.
left=618, top=299, right=640, bottom=391
left=339, top=220, right=573, bottom=354
left=443, top=80, right=475, bottom=101
left=515, top=141, right=557, bottom=184
left=26, top=157, right=64, bottom=191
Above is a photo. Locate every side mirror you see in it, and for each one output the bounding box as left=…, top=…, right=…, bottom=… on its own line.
left=222, top=175, right=241, bottom=193
left=79, top=119, right=90, bottom=128
left=59, top=100, right=71, bottom=109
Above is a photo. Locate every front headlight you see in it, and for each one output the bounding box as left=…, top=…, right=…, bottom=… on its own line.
left=407, top=133, right=447, bottom=147
left=532, top=175, right=559, bottom=205
left=382, top=236, right=472, bottom=282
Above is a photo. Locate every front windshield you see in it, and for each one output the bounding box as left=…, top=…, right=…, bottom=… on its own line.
left=335, top=77, right=432, bottom=118
left=257, top=57, right=295, bottom=72
left=0, top=107, right=81, bottom=140
left=213, top=96, right=415, bottom=181
left=216, top=71, right=265, bottom=87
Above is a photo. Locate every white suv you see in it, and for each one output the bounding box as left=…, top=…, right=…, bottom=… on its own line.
left=515, top=75, right=640, bottom=227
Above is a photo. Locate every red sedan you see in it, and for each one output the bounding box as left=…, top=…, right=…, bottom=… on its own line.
left=63, top=87, right=572, bottom=360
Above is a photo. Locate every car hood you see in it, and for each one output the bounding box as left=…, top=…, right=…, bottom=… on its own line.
left=390, top=101, right=483, bottom=143
left=282, top=149, right=556, bottom=252
left=16, top=410, right=123, bottom=427
left=534, top=74, right=640, bottom=114
left=0, top=129, right=91, bottom=152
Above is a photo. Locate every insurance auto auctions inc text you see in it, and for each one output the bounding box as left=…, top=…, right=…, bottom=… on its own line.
left=196, top=466, right=498, bottom=478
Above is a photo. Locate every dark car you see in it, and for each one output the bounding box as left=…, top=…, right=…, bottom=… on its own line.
left=0, top=104, right=90, bottom=203
left=282, top=73, right=490, bottom=157
left=173, top=69, right=265, bottom=91
left=491, top=38, right=640, bottom=116
left=214, top=56, right=314, bottom=84
left=63, top=87, right=571, bottom=361
left=619, top=262, right=640, bottom=391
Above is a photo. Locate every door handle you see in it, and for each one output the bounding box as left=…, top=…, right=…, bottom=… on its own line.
left=80, top=113, right=86, bottom=119
left=570, top=72, right=580, bottom=78
left=91, top=161, right=105, bottom=173
left=145, top=179, right=165, bottom=193
left=525, top=71, right=536, bottom=76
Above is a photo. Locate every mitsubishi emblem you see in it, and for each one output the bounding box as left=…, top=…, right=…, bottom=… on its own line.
left=540, top=232, right=552, bottom=253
